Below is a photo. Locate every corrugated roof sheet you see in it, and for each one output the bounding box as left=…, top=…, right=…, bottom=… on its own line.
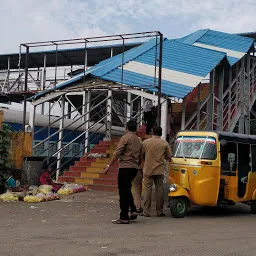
left=29, top=29, right=255, bottom=101
left=92, top=40, right=226, bottom=98
left=178, top=29, right=254, bottom=65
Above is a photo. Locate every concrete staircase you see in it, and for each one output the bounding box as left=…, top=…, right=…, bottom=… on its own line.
left=59, top=126, right=149, bottom=191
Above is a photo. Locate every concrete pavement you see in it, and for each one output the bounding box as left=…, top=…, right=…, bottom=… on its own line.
left=0, top=191, right=256, bottom=256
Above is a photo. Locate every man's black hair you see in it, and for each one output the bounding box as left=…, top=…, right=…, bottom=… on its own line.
left=126, top=119, right=137, bottom=132
left=153, top=126, right=162, bottom=136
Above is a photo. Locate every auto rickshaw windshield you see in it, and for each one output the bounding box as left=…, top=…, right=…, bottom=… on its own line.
left=172, top=136, right=217, bottom=160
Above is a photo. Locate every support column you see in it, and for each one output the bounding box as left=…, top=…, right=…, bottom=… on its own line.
left=245, top=54, right=250, bottom=134
left=127, top=92, right=131, bottom=121
left=181, top=97, right=186, bottom=130
left=239, top=57, right=245, bottom=133
left=22, top=46, right=29, bottom=132
left=196, top=83, right=201, bottom=129
left=140, top=91, right=144, bottom=126
left=29, top=104, right=36, bottom=137
left=206, top=70, right=215, bottom=130
left=217, top=68, right=224, bottom=131
left=106, top=89, right=112, bottom=139
left=56, top=95, right=65, bottom=181
left=41, top=54, right=47, bottom=115
left=161, top=99, right=168, bottom=140
left=84, top=90, right=91, bottom=153
left=7, top=57, right=10, bottom=91
left=228, top=67, right=232, bottom=130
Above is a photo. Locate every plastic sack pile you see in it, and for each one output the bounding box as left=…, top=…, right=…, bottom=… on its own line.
left=57, top=183, right=85, bottom=195
left=0, top=191, right=19, bottom=202
left=0, top=183, right=86, bottom=203
left=24, top=185, right=60, bottom=203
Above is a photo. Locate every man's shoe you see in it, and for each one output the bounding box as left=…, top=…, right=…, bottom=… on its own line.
left=136, top=208, right=143, bottom=214
left=141, top=213, right=150, bottom=217
left=157, top=213, right=165, bottom=217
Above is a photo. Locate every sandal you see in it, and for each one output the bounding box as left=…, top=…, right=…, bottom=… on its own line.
left=112, top=219, right=129, bottom=224
left=129, top=212, right=139, bottom=220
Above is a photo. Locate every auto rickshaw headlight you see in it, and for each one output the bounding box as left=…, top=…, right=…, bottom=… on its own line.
left=169, top=184, right=177, bottom=192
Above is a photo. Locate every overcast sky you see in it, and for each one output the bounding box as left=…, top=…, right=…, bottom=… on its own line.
left=1, top=0, right=255, bottom=53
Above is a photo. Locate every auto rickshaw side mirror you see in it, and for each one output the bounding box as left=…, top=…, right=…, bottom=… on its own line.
left=228, top=153, right=235, bottom=172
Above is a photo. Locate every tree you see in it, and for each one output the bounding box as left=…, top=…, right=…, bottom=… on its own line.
left=0, top=124, right=13, bottom=193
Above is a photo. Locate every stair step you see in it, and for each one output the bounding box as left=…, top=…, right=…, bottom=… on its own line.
left=80, top=172, right=118, bottom=179
left=58, top=176, right=75, bottom=183
left=93, top=144, right=111, bottom=150
left=93, top=178, right=118, bottom=186
left=86, top=167, right=118, bottom=173
left=64, top=171, right=81, bottom=177
left=87, top=184, right=118, bottom=192
left=75, top=178, right=94, bottom=185
left=91, top=162, right=110, bottom=168
left=74, top=161, right=92, bottom=167
left=70, top=166, right=87, bottom=172
left=90, top=149, right=107, bottom=154
left=79, top=157, right=97, bottom=162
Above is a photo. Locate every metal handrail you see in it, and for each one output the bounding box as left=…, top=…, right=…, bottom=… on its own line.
left=33, top=97, right=108, bottom=149
left=52, top=113, right=110, bottom=158
left=49, top=122, right=106, bottom=171
left=33, top=107, right=107, bottom=156
left=34, top=91, right=106, bottom=136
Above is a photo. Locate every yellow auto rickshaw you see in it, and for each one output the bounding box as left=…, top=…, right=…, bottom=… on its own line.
left=168, top=131, right=256, bottom=218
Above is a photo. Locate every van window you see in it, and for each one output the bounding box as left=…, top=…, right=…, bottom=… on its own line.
left=220, top=142, right=237, bottom=171
left=172, top=136, right=217, bottom=160
left=252, top=145, right=256, bottom=172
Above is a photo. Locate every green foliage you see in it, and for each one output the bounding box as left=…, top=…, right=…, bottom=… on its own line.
left=0, top=123, right=13, bottom=187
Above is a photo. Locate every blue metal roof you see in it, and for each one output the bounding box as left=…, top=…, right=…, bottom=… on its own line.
left=90, top=40, right=226, bottom=98
left=30, top=29, right=255, bottom=101
left=178, top=29, right=255, bottom=65
left=134, top=40, right=226, bottom=77
left=29, top=36, right=227, bottom=101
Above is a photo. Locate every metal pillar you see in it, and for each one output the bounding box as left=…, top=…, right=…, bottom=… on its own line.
left=196, top=83, right=201, bottom=129
left=228, top=67, right=232, bottom=130
left=161, top=99, right=168, bottom=140
left=41, top=54, right=47, bottom=115
left=245, top=54, right=250, bottom=134
left=84, top=90, right=91, bottom=153
left=127, top=92, right=131, bottom=121
left=206, top=70, right=215, bottom=130
left=106, top=89, right=112, bottom=138
left=22, top=46, right=29, bottom=132
left=7, top=57, right=10, bottom=91
left=54, top=45, right=58, bottom=89
left=56, top=95, right=65, bottom=181
left=217, top=68, right=224, bottom=131
left=157, top=32, right=163, bottom=126
left=29, top=104, right=36, bottom=137
left=239, top=57, right=245, bottom=133
left=140, top=90, right=144, bottom=126
left=181, top=98, right=186, bottom=130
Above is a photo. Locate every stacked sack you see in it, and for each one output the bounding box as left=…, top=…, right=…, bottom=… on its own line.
left=23, top=185, right=60, bottom=203
left=0, top=191, right=19, bottom=202
left=58, top=183, right=85, bottom=195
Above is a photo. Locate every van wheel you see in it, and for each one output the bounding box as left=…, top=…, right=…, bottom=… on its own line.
left=170, top=197, right=189, bottom=218
left=251, top=200, right=256, bottom=214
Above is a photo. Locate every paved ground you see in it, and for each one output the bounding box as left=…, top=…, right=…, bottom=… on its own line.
left=0, top=191, right=256, bottom=256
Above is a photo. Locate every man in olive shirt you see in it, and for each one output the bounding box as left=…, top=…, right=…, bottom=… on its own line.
left=104, top=120, right=143, bottom=224
left=142, top=126, right=171, bottom=217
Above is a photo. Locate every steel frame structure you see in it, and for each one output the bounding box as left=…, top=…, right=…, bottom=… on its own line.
left=185, top=52, right=256, bottom=134
left=19, top=31, right=163, bottom=132
left=24, top=31, right=163, bottom=180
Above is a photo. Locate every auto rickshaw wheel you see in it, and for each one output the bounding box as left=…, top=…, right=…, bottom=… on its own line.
left=170, top=197, right=189, bottom=218
left=251, top=200, right=256, bottom=214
